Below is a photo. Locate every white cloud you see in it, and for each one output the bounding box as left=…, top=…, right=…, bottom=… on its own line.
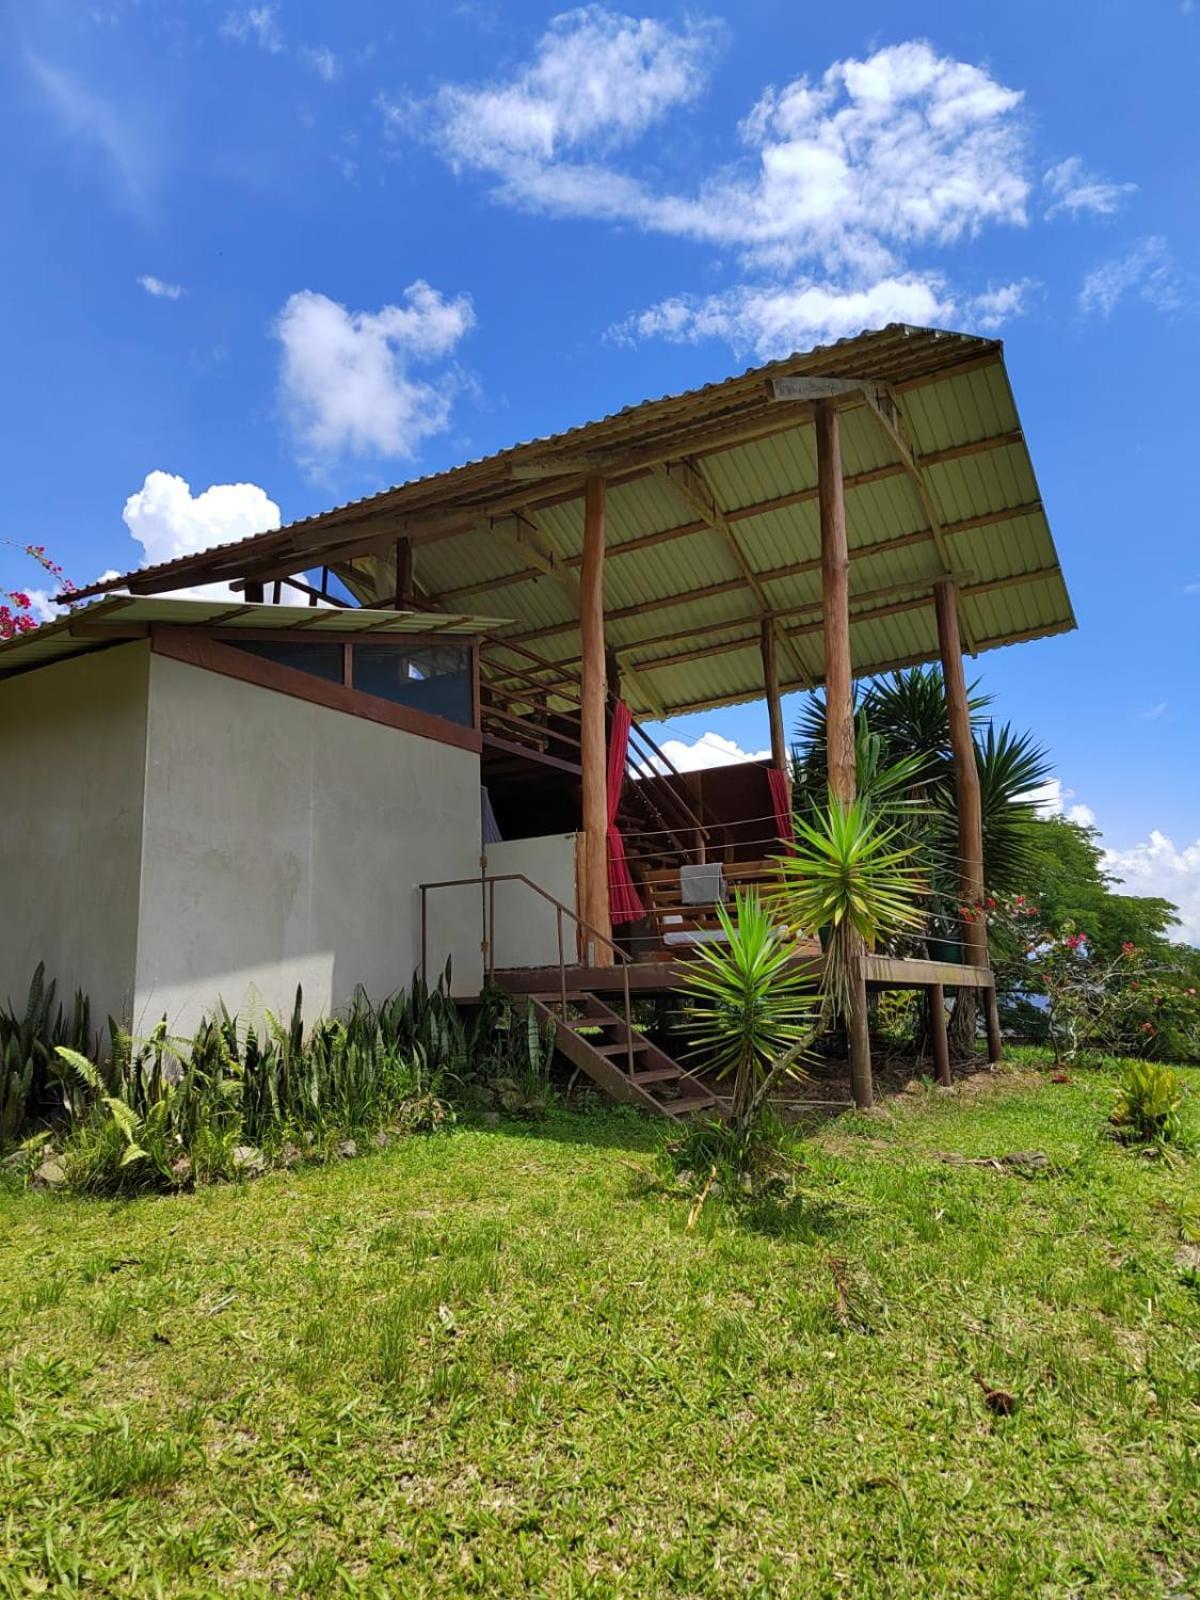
left=24, top=589, right=68, bottom=625
left=27, top=55, right=155, bottom=208
left=138, top=274, right=184, bottom=300
left=1044, top=156, right=1136, bottom=219
left=274, top=283, right=475, bottom=469
left=1103, top=832, right=1200, bottom=945
left=640, top=732, right=771, bottom=774
left=1078, top=236, right=1187, bottom=317
left=220, top=5, right=283, bottom=52
left=968, top=277, right=1038, bottom=330
left=418, top=8, right=721, bottom=172
left=611, top=271, right=1036, bottom=360
left=611, top=272, right=957, bottom=360
left=1024, top=777, right=1200, bottom=944
left=1024, top=777, right=1095, bottom=829
left=410, top=27, right=1044, bottom=356
left=1139, top=700, right=1168, bottom=721
left=121, top=471, right=281, bottom=602
left=304, top=46, right=338, bottom=82
left=415, top=32, right=1027, bottom=276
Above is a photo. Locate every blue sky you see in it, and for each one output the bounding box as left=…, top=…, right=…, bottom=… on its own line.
left=2, top=0, right=1198, bottom=932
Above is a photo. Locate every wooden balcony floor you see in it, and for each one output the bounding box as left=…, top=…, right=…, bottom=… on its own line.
left=490, top=952, right=994, bottom=1000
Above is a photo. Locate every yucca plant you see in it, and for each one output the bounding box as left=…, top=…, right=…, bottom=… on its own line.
left=0, top=964, right=92, bottom=1143
left=1110, top=1060, right=1188, bottom=1151
left=681, top=889, right=816, bottom=1137
left=775, top=799, right=927, bottom=1027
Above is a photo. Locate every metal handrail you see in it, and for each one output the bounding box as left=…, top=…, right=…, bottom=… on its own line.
left=418, top=871, right=637, bottom=1078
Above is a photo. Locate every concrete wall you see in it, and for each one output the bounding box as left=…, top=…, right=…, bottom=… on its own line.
left=131, top=653, right=484, bottom=1032
left=484, top=833, right=580, bottom=970
left=0, top=642, right=150, bottom=1028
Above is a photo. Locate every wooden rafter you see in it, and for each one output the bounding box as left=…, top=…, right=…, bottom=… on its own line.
left=653, top=457, right=814, bottom=688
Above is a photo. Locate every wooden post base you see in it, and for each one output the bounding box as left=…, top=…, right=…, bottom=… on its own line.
left=984, top=985, right=1003, bottom=1063
left=929, top=981, right=952, bottom=1087
left=848, top=966, right=873, bottom=1110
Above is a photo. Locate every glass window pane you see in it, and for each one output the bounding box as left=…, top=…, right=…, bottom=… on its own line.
left=352, top=643, right=473, bottom=726
left=230, top=639, right=344, bottom=684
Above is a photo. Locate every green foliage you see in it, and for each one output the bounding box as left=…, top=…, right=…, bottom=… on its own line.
left=777, top=798, right=926, bottom=1024
left=469, top=987, right=557, bottom=1117
left=1110, top=1060, right=1189, bottom=1150
left=968, top=723, right=1051, bottom=891
left=680, top=889, right=815, bottom=1128
left=3, top=1063, right=1197, bottom=1594
left=0, top=964, right=92, bottom=1142
left=660, top=1104, right=800, bottom=1203
left=3, top=969, right=481, bottom=1194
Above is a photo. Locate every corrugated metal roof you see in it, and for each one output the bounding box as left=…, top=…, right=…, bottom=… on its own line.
left=60, top=324, right=1075, bottom=717
left=0, top=596, right=507, bottom=678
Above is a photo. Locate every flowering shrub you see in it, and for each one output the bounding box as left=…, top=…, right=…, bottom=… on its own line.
left=0, top=543, right=75, bottom=640
left=984, top=894, right=1200, bottom=1064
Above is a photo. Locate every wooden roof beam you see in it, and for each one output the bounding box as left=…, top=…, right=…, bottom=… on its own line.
left=654, top=456, right=816, bottom=689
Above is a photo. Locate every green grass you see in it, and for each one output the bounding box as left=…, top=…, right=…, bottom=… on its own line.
left=1, top=1062, right=1197, bottom=1597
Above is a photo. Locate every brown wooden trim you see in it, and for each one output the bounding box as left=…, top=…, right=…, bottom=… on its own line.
left=151, top=628, right=482, bottom=755
left=200, top=625, right=476, bottom=647
left=482, top=732, right=581, bottom=776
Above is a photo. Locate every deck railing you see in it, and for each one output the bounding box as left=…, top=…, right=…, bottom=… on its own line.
left=418, top=870, right=638, bottom=1077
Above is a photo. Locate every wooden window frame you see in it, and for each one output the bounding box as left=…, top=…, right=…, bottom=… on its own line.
left=150, top=626, right=483, bottom=756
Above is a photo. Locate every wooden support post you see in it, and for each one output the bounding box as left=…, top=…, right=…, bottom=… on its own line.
left=817, top=404, right=856, bottom=802
left=935, top=577, right=1000, bottom=1060
left=244, top=580, right=264, bottom=604
left=760, top=621, right=787, bottom=771
left=605, top=645, right=622, bottom=705
left=929, top=982, right=952, bottom=1086
left=984, top=984, right=1004, bottom=1064
left=580, top=475, right=612, bottom=964
left=817, top=402, right=872, bottom=1110
left=394, top=536, right=414, bottom=610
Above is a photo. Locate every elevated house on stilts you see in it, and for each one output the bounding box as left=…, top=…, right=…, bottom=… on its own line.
left=1, top=325, right=1075, bottom=1116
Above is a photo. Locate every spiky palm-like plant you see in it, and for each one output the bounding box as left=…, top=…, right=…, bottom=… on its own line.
left=775, top=799, right=928, bottom=1026
left=681, top=889, right=815, bottom=1136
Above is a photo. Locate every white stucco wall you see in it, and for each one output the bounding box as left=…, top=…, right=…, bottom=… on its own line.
left=130, top=653, right=484, bottom=1033
left=0, top=642, right=150, bottom=1029
left=484, top=833, right=580, bottom=970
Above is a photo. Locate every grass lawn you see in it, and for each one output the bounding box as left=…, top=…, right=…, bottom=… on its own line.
left=1, top=1062, right=1197, bottom=1597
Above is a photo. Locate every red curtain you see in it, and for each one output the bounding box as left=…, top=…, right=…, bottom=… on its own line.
left=606, top=699, right=645, bottom=924
left=767, top=765, right=794, bottom=848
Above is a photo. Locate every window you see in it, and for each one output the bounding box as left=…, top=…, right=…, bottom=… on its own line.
left=229, top=639, right=344, bottom=685
left=351, top=642, right=474, bottom=728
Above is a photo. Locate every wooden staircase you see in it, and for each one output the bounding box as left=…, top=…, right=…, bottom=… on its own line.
left=527, top=991, right=717, bottom=1118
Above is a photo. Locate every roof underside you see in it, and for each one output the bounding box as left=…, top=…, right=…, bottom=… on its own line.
left=66, top=325, right=1075, bottom=719
left=0, top=597, right=505, bottom=678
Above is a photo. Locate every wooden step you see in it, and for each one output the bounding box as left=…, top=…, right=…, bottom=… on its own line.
left=514, top=990, right=718, bottom=1121
left=631, top=1065, right=684, bottom=1086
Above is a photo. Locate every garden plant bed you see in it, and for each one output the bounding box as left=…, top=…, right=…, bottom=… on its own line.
left=1, top=1059, right=1197, bottom=1596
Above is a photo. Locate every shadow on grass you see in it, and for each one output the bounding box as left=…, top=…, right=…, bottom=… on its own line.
left=458, top=1101, right=660, bottom=1155
left=736, top=1193, right=849, bottom=1243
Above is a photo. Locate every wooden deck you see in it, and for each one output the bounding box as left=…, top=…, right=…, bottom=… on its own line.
left=491, top=952, right=995, bottom=1000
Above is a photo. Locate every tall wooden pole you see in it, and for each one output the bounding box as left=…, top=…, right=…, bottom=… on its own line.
left=760, top=621, right=787, bottom=771
left=817, top=402, right=872, bottom=1109
left=580, top=475, right=612, bottom=964
left=817, top=405, right=856, bottom=803
left=934, top=580, right=985, bottom=961
left=934, top=578, right=1002, bottom=1059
